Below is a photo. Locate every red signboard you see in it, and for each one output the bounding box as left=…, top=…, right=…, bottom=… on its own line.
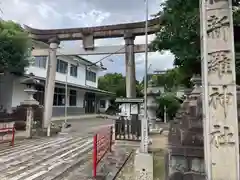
left=92, top=126, right=113, bottom=178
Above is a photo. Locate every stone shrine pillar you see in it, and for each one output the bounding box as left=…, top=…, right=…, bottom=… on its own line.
left=43, top=37, right=60, bottom=136
left=200, top=0, right=239, bottom=179
left=124, top=32, right=136, bottom=98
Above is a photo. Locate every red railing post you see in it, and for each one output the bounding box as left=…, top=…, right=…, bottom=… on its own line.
left=92, top=126, right=114, bottom=178
left=93, top=134, right=97, bottom=178
left=11, top=127, right=15, bottom=147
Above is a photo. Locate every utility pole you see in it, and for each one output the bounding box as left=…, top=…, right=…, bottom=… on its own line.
left=134, top=3, right=153, bottom=180
left=64, top=65, right=68, bottom=124
left=141, top=0, right=149, bottom=154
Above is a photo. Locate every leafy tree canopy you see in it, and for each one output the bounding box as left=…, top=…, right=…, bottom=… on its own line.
left=98, top=73, right=143, bottom=97
left=0, top=20, right=31, bottom=75
left=151, top=68, right=186, bottom=91
left=157, top=92, right=182, bottom=120
left=98, top=73, right=126, bottom=97
left=151, top=0, right=240, bottom=86
left=151, top=69, right=183, bottom=120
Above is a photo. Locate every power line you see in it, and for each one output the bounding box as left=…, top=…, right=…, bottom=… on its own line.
left=32, top=40, right=145, bottom=69
left=32, top=40, right=136, bottom=70
left=47, top=43, right=128, bottom=68
left=86, top=46, right=125, bottom=67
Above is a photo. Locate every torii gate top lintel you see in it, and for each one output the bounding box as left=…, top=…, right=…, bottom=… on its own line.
left=24, top=18, right=160, bottom=42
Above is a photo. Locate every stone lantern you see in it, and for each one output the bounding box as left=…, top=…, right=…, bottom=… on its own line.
left=188, top=75, right=201, bottom=106
left=146, top=79, right=161, bottom=131
left=20, top=74, right=40, bottom=138
left=21, top=74, right=39, bottom=106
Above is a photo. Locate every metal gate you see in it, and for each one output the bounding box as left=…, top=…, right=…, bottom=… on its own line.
left=115, top=116, right=141, bottom=141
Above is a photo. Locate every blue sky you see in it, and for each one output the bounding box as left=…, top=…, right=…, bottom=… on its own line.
left=1, top=0, right=174, bottom=80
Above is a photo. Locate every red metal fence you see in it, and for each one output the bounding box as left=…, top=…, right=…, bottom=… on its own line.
left=0, top=122, right=15, bottom=146
left=92, top=126, right=113, bottom=178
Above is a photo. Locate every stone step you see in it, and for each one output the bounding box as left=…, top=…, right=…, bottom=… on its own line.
left=0, top=135, right=93, bottom=180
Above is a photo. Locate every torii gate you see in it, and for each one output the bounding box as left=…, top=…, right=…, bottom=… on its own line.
left=25, top=18, right=159, bottom=133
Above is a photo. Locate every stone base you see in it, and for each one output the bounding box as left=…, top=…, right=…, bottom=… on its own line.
left=20, top=99, right=39, bottom=106
left=134, top=150, right=153, bottom=180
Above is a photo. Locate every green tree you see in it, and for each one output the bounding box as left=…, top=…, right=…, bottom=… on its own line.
left=151, top=69, right=184, bottom=120
left=151, top=0, right=240, bottom=86
left=0, top=20, right=31, bottom=75
left=98, top=73, right=143, bottom=97
left=98, top=73, right=126, bottom=97
left=136, top=80, right=144, bottom=97
left=151, top=68, right=185, bottom=91
left=157, top=92, right=182, bottom=121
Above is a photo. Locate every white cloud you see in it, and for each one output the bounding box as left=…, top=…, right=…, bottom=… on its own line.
left=1, top=1, right=62, bottom=29
left=66, top=9, right=110, bottom=27
left=65, top=12, right=87, bottom=21
left=36, top=3, right=61, bottom=19
left=135, top=51, right=174, bottom=78
left=89, top=10, right=110, bottom=24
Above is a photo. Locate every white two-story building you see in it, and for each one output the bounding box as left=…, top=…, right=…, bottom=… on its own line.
left=0, top=41, right=113, bottom=117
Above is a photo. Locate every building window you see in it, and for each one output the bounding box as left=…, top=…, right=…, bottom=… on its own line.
left=69, top=90, right=77, bottom=106
left=100, top=100, right=105, bottom=108
left=53, top=87, right=65, bottom=106
left=86, top=70, right=96, bottom=82
left=70, top=64, right=78, bottom=77
left=56, top=59, right=68, bottom=74
left=34, top=56, right=47, bottom=68
left=34, top=85, right=44, bottom=105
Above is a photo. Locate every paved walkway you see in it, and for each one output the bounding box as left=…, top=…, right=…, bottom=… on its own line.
left=0, top=133, right=93, bottom=180
left=0, top=117, right=114, bottom=180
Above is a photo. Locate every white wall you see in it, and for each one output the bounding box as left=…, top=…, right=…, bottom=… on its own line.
left=0, top=74, right=14, bottom=113
left=65, top=85, right=85, bottom=108
left=26, top=66, right=47, bottom=80
left=68, top=63, right=86, bottom=86
left=77, top=90, right=85, bottom=107
left=11, top=77, right=28, bottom=108
left=27, top=55, right=99, bottom=88
left=86, top=80, right=96, bottom=87
left=86, top=66, right=98, bottom=88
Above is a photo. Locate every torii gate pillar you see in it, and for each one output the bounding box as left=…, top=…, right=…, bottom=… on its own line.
left=124, top=32, right=136, bottom=98
left=43, top=37, right=60, bottom=136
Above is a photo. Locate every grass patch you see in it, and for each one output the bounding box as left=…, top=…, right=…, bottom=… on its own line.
left=115, top=152, right=135, bottom=180
left=153, top=149, right=166, bottom=180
